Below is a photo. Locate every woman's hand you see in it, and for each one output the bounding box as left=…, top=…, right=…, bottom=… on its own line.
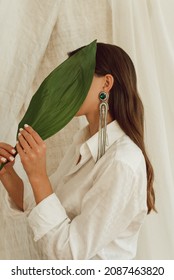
left=0, top=142, right=16, bottom=177
left=16, top=124, right=47, bottom=180
left=16, top=124, right=53, bottom=205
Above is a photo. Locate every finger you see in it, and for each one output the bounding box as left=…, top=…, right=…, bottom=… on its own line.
left=0, top=148, right=15, bottom=162
left=18, top=133, right=31, bottom=153
left=0, top=142, right=16, bottom=155
left=0, top=156, right=7, bottom=163
left=16, top=141, right=25, bottom=158
left=19, top=128, right=37, bottom=149
left=23, top=124, right=43, bottom=144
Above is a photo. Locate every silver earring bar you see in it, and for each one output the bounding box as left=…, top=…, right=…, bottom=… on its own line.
left=96, top=92, right=109, bottom=162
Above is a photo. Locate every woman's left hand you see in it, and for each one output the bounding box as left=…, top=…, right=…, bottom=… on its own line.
left=16, top=124, right=47, bottom=180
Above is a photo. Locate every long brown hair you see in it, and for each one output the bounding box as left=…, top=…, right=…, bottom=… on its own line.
left=69, top=42, right=156, bottom=214
left=68, top=43, right=156, bottom=214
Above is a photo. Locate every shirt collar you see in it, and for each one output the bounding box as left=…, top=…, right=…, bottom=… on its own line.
left=81, top=120, right=125, bottom=162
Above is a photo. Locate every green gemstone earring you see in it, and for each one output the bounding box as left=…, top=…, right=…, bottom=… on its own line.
left=99, top=92, right=108, bottom=101
left=97, top=91, right=109, bottom=161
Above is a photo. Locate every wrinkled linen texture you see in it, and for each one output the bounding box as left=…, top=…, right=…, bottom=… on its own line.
left=0, top=0, right=174, bottom=259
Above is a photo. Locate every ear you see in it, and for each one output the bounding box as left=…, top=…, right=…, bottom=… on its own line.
left=103, top=74, right=114, bottom=93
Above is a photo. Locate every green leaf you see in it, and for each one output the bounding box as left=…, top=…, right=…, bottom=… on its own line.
left=0, top=40, right=97, bottom=171
left=17, top=40, right=97, bottom=139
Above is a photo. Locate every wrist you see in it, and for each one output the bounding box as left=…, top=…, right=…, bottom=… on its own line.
left=28, top=174, right=53, bottom=205
left=0, top=167, right=15, bottom=179
left=28, top=173, right=48, bottom=185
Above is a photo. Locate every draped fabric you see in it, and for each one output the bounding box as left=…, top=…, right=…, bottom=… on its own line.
left=0, top=0, right=173, bottom=259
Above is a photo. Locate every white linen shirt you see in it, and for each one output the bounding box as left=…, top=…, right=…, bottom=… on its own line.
left=9, top=121, right=148, bottom=259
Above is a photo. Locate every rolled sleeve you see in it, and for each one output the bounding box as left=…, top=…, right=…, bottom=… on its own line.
left=27, top=193, right=69, bottom=241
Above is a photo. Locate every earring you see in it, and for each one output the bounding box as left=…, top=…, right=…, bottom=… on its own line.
left=96, top=91, right=109, bottom=161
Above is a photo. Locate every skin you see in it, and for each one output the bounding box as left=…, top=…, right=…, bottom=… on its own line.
left=0, top=74, right=114, bottom=210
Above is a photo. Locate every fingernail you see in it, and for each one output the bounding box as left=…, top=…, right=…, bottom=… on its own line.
left=9, top=156, right=14, bottom=161
left=24, top=124, right=29, bottom=128
left=19, top=128, right=23, bottom=132
left=18, top=133, right=21, bottom=137
left=16, top=141, right=19, bottom=145
left=11, top=149, right=16, bottom=154
left=1, top=157, right=7, bottom=163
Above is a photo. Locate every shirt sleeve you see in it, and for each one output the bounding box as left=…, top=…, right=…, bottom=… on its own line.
left=4, top=179, right=36, bottom=216
left=4, top=154, right=36, bottom=215
left=4, top=159, right=62, bottom=215
left=27, top=159, right=147, bottom=259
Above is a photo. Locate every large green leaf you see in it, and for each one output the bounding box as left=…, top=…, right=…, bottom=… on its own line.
left=0, top=40, right=96, bottom=171
left=18, top=40, right=96, bottom=139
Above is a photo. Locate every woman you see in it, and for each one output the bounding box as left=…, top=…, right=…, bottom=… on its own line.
left=0, top=42, right=155, bottom=259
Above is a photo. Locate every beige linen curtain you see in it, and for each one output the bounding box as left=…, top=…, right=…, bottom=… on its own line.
left=0, top=0, right=173, bottom=259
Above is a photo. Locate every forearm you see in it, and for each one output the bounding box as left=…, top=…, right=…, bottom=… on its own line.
left=0, top=168, right=24, bottom=211
left=29, top=175, right=53, bottom=205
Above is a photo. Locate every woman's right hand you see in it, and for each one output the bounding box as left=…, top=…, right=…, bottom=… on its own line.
left=0, top=142, right=17, bottom=176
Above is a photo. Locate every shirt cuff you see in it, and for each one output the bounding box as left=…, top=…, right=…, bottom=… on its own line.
left=27, top=193, right=68, bottom=241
